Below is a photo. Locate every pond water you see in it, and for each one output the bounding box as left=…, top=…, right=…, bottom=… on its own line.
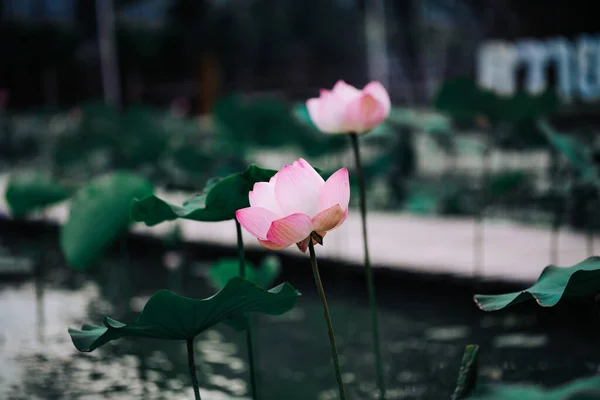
left=1, top=220, right=599, bottom=399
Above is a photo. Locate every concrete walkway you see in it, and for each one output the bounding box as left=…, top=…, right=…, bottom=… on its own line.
left=1, top=176, right=597, bottom=284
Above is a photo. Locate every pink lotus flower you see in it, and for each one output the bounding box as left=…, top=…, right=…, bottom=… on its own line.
left=236, top=159, right=350, bottom=252
left=306, top=80, right=391, bottom=134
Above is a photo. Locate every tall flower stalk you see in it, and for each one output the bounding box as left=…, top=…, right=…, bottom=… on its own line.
left=236, top=158, right=350, bottom=398
left=308, top=235, right=346, bottom=399
left=306, top=80, right=391, bottom=398
left=236, top=220, right=259, bottom=400
left=349, top=132, right=385, bottom=398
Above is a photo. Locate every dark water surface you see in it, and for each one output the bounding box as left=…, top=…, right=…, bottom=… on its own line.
left=1, top=220, right=599, bottom=399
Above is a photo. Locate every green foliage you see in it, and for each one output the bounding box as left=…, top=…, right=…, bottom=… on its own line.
left=214, top=95, right=303, bottom=151
left=209, top=255, right=281, bottom=290
left=386, top=107, right=455, bottom=153
left=68, top=277, right=300, bottom=352
left=486, top=170, right=531, bottom=199
left=474, top=257, right=600, bottom=311
left=60, top=173, right=153, bottom=270
left=387, top=107, right=452, bottom=135
left=116, top=107, right=169, bottom=168
left=77, top=101, right=121, bottom=149
left=4, top=171, right=73, bottom=218
left=53, top=103, right=172, bottom=176
left=537, top=119, right=597, bottom=183
left=434, top=77, right=558, bottom=124
left=402, top=180, right=476, bottom=217
left=433, top=77, right=496, bottom=122
left=131, top=165, right=276, bottom=224
left=214, top=96, right=346, bottom=157
left=452, top=345, right=479, bottom=400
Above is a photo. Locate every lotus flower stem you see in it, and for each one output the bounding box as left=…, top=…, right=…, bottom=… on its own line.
left=349, top=132, right=385, bottom=398
left=186, top=338, right=201, bottom=400
left=308, top=239, right=346, bottom=399
left=236, top=220, right=259, bottom=400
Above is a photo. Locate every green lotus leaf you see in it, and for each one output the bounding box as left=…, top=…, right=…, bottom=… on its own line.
left=68, top=277, right=300, bottom=352
left=452, top=345, right=480, bottom=400
left=474, top=257, right=600, bottom=311
left=4, top=171, right=73, bottom=218
left=60, top=172, right=153, bottom=270
left=131, top=164, right=277, bottom=225
left=209, top=255, right=281, bottom=290
left=467, top=375, right=600, bottom=400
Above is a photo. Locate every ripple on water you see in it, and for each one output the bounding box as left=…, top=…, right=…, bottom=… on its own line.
left=493, top=333, right=548, bottom=348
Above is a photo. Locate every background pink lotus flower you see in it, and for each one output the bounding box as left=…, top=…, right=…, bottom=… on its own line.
left=306, top=80, right=391, bottom=134
left=236, top=159, right=350, bottom=252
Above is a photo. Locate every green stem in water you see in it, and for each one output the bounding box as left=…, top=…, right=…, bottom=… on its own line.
left=349, top=133, right=386, bottom=399
left=187, top=338, right=201, bottom=400
left=308, top=238, right=346, bottom=400
left=236, top=220, right=259, bottom=400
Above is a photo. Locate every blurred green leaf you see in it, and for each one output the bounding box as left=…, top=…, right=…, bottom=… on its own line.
left=78, top=101, right=121, bottom=148
left=131, top=164, right=276, bottom=224
left=433, top=77, right=496, bottom=122
left=474, top=257, right=600, bottom=311
left=388, top=107, right=452, bottom=134
left=452, top=345, right=479, bottom=400
left=68, top=277, right=300, bottom=352
left=434, top=78, right=558, bottom=124
left=537, top=119, right=597, bottom=183
left=404, top=192, right=440, bottom=215
left=5, top=171, right=73, bottom=218
left=209, top=255, right=281, bottom=290
left=60, top=172, right=153, bottom=270
left=466, top=375, right=600, bottom=400
left=486, top=170, right=531, bottom=198
left=115, top=107, right=168, bottom=168
left=214, top=96, right=346, bottom=157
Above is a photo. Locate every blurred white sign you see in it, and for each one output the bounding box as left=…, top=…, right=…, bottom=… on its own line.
left=477, top=35, right=600, bottom=102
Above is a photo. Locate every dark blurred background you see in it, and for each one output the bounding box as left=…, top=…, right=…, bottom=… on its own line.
left=0, top=0, right=596, bottom=109
left=1, top=1, right=600, bottom=399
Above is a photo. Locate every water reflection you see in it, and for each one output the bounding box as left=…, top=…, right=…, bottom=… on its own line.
left=1, top=231, right=600, bottom=399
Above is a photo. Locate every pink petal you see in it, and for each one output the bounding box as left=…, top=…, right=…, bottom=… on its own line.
left=274, top=162, right=323, bottom=216
left=333, top=209, right=348, bottom=229
left=235, top=207, right=278, bottom=240
left=306, top=97, right=322, bottom=126
left=266, top=213, right=314, bottom=247
left=332, top=80, right=362, bottom=102
left=318, top=168, right=350, bottom=213
left=312, top=205, right=345, bottom=232
left=258, top=239, right=288, bottom=251
left=363, top=81, right=391, bottom=116
left=296, top=237, right=310, bottom=253
left=345, top=93, right=388, bottom=133
left=307, top=91, right=347, bottom=134
left=249, top=182, right=282, bottom=216
left=293, top=158, right=324, bottom=185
